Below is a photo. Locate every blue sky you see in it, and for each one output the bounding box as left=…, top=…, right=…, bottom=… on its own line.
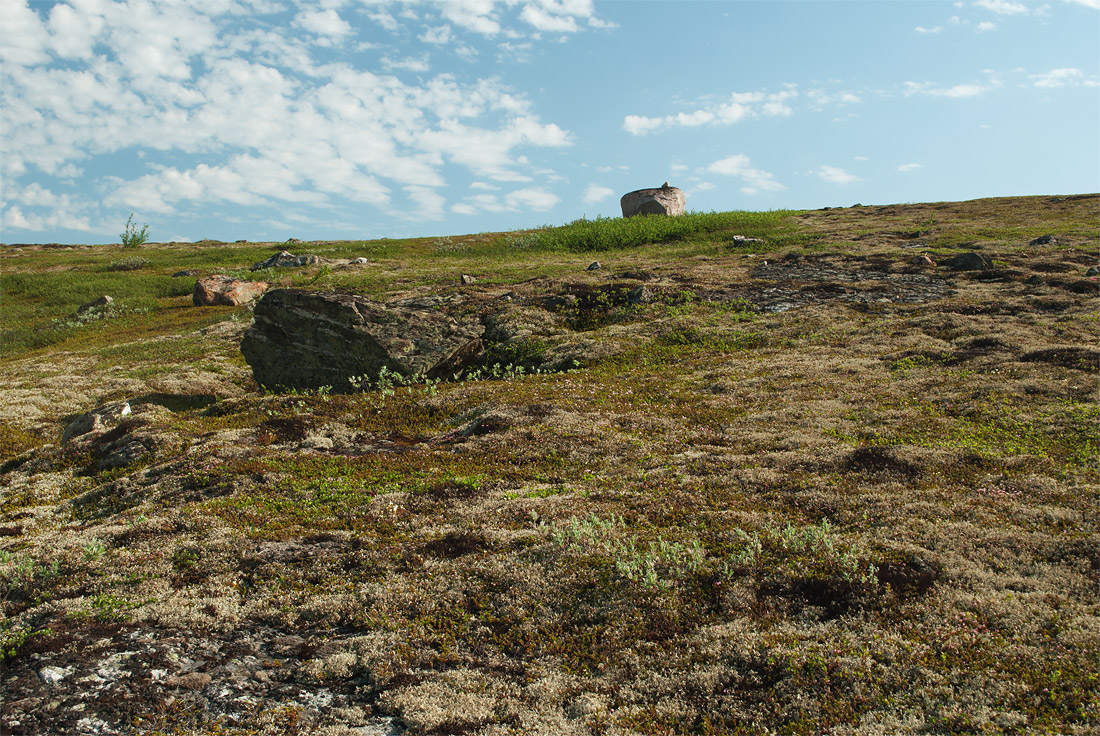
left=2, top=0, right=1097, bottom=244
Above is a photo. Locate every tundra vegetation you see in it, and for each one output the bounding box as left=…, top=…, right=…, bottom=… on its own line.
left=1, top=195, right=1098, bottom=735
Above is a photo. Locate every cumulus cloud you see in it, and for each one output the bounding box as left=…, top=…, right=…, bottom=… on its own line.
left=1, top=0, right=582, bottom=235
left=707, top=155, right=785, bottom=195
left=897, top=163, right=923, bottom=172
left=1029, top=67, right=1099, bottom=87
left=814, top=166, right=862, bottom=184
left=976, top=20, right=997, bottom=31
left=294, top=9, right=354, bottom=40
left=583, top=184, right=615, bottom=204
left=973, top=0, right=1029, bottom=14
left=915, top=25, right=943, bottom=33
left=904, top=81, right=989, bottom=97
left=623, top=88, right=816, bottom=135
left=505, top=186, right=559, bottom=210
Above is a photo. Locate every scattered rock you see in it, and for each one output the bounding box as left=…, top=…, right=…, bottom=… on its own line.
left=627, top=285, right=653, bottom=305
left=165, top=672, right=212, bottom=691
left=1025, top=275, right=1044, bottom=285
left=943, top=252, right=993, bottom=271
left=38, top=666, right=73, bottom=685
left=249, top=250, right=321, bottom=271
left=192, top=275, right=269, bottom=307
left=77, top=295, right=113, bottom=314
left=586, top=261, right=602, bottom=271
left=460, top=274, right=477, bottom=285
left=286, top=238, right=302, bottom=244
left=351, top=257, right=369, bottom=265
left=1086, top=266, right=1100, bottom=277
left=1029, top=235, right=1057, bottom=246
left=62, top=402, right=131, bottom=444
left=910, top=255, right=936, bottom=267
left=620, top=182, right=686, bottom=218
left=728, top=235, right=765, bottom=247
left=172, top=269, right=200, bottom=278
left=240, top=289, right=485, bottom=392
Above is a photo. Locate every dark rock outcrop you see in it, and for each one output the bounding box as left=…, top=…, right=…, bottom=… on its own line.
left=620, top=183, right=686, bottom=217
left=943, top=252, right=993, bottom=271
left=240, top=289, right=485, bottom=392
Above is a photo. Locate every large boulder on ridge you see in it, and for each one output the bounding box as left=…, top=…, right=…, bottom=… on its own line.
left=620, top=182, right=686, bottom=218
left=240, top=289, right=484, bottom=392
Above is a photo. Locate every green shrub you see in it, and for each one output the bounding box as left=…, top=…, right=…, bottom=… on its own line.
left=120, top=213, right=150, bottom=248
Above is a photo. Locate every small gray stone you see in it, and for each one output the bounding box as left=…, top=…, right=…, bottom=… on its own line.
left=38, top=666, right=72, bottom=685
left=943, top=252, right=993, bottom=271
left=351, top=257, right=369, bottom=265
left=910, top=255, right=936, bottom=267
left=460, top=274, right=477, bottom=285
left=628, top=285, right=653, bottom=305
left=1086, top=266, right=1099, bottom=277
left=63, top=402, right=131, bottom=444
left=1025, top=275, right=1044, bottom=285
left=172, top=270, right=200, bottom=278
left=586, top=261, right=602, bottom=271
left=1029, top=234, right=1057, bottom=246
left=77, top=295, right=113, bottom=314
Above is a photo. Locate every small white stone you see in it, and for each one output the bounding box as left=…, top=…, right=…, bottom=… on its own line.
left=38, top=665, right=72, bottom=685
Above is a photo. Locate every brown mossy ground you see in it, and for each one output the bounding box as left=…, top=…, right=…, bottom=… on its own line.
left=1, top=195, right=1098, bottom=735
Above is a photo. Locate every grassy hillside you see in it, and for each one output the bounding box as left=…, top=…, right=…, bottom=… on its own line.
left=1, top=195, right=1098, bottom=735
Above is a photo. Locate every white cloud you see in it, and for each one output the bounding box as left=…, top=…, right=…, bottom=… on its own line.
left=976, top=20, right=997, bottom=31
left=369, top=11, right=400, bottom=31
left=707, top=155, right=785, bottom=194
left=1030, top=67, right=1099, bottom=87
left=420, top=25, right=453, bottom=44
left=904, top=81, right=988, bottom=97
left=814, top=166, right=862, bottom=184
left=974, top=0, right=1029, bottom=14
left=440, top=0, right=501, bottom=35
left=1, top=0, right=589, bottom=235
left=1066, top=0, right=1100, bottom=8
left=505, top=186, right=559, bottom=211
left=583, top=184, right=614, bottom=204
left=622, top=88, right=812, bottom=135
left=382, top=56, right=431, bottom=72
left=404, top=185, right=446, bottom=219
left=294, top=9, right=353, bottom=40
left=897, top=163, right=923, bottom=172
left=622, top=114, right=666, bottom=135
left=915, top=25, right=944, bottom=33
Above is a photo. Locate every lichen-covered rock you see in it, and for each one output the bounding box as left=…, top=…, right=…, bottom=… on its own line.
left=240, top=289, right=485, bottom=392
left=620, top=182, right=686, bottom=217
left=250, top=250, right=322, bottom=271
left=193, top=275, right=269, bottom=306
left=62, top=401, right=131, bottom=444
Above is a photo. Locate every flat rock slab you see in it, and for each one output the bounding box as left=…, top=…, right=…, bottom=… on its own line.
left=240, top=289, right=484, bottom=392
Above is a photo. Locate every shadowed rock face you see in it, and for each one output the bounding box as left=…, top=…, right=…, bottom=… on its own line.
left=240, top=289, right=484, bottom=392
left=620, top=183, right=686, bottom=217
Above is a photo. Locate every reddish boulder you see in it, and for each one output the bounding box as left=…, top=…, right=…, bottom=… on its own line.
left=193, top=275, right=268, bottom=307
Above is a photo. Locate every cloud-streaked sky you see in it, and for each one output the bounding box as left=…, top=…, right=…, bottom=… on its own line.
left=2, top=0, right=1097, bottom=244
